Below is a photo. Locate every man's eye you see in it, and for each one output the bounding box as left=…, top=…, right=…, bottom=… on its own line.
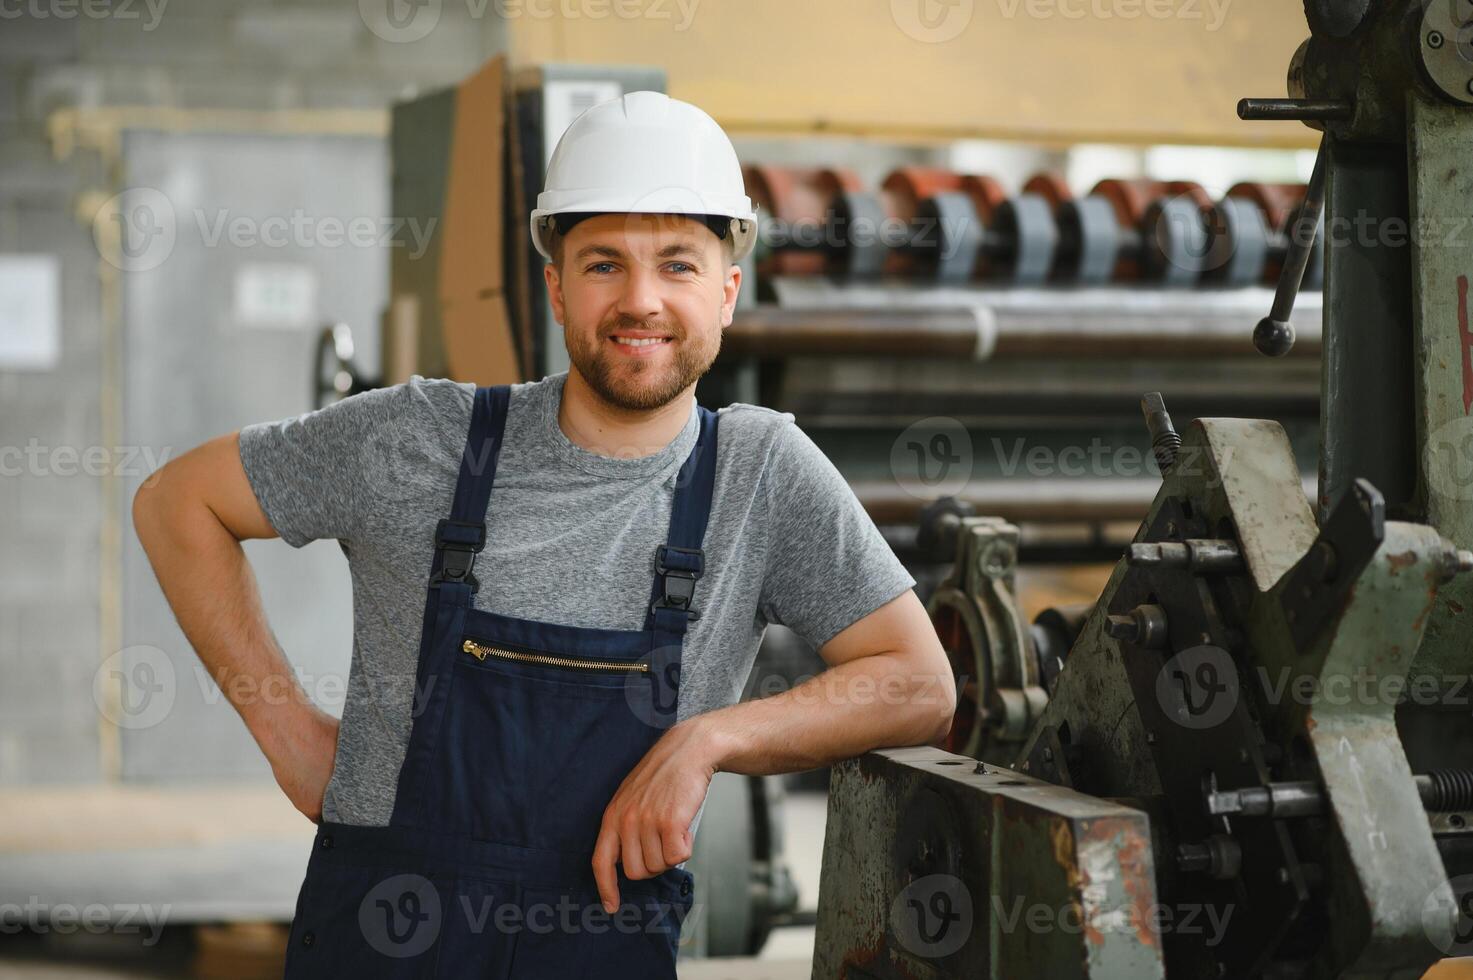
left=587, top=262, right=617, bottom=274
left=666, top=262, right=694, bottom=274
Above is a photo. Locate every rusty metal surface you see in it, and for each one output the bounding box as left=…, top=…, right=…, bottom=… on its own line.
left=810, top=747, right=1163, bottom=980
left=1007, top=414, right=1461, bottom=976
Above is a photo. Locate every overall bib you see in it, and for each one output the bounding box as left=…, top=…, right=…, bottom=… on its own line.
left=283, top=384, right=717, bottom=978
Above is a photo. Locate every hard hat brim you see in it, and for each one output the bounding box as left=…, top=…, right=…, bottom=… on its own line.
left=530, top=207, right=758, bottom=263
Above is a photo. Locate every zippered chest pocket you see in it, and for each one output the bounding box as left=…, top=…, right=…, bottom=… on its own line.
left=461, top=638, right=649, bottom=676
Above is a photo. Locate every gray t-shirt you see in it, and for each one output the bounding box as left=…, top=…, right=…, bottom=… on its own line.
left=238, top=370, right=916, bottom=834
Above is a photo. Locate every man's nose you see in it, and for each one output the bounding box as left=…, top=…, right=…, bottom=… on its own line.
left=614, top=261, right=663, bottom=321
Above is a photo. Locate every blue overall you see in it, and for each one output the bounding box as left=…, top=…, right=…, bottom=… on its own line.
left=282, top=384, right=717, bottom=978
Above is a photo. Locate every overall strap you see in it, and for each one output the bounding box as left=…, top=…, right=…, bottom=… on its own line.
left=394, top=385, right=509, bottom=826
left=429, top=384, right=510, bottom=595
left=646, top=404, right=720, bottom=636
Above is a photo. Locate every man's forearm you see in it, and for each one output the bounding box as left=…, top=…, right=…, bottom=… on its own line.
left=689, top=647, right=956, bottom=777
left=133, top=490, right=316, bottom=756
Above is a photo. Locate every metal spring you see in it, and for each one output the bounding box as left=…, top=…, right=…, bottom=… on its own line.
left=1423, top=770, right=1473, bottom=812
left=1152, top=430, right=1182, bottom=473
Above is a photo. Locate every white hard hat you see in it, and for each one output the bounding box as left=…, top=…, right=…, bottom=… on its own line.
left=530, top=91, right=757, bottom=263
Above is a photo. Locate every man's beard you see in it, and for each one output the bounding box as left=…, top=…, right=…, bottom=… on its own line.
left=565, top=313, right=719, bottom=412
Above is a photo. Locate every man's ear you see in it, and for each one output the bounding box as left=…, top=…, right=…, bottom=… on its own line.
left=543, top=262, right=565, bottom=325
left=720, top=264, right=742, bottom=328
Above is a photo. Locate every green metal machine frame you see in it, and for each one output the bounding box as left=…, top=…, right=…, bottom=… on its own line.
left=812, top=3, right=1473, bottom=977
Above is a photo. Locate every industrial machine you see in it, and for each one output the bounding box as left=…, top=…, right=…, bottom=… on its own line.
left=700, top=166, right=1326, bottom=568
left=811, top=2, right=1473, bottom=977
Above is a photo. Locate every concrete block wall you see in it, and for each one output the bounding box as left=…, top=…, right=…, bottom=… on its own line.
left=0, top=3, right=508, bottom=786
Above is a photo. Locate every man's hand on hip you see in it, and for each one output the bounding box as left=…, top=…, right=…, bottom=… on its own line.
left=262, top=704, right=341, bottom=824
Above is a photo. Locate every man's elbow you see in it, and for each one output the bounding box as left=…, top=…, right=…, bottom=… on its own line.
left=131, top=469, right=170, bottom=551
left=924, top=671, right=958, bottom=744
left=905, top=642, right=957, bottom=746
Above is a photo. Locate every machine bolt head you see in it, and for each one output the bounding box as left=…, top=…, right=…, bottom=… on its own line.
left=1105, top=614, right=1138, bottom=641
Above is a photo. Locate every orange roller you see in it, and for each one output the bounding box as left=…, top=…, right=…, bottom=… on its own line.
left=1023, top=172, right=1073, bottom=211
left=881, top=166, right=965, bottom=210
left=743, top=164, right=863, bottom=276
left=878, top=167, right=966, bottom=275
left=1090, top=178, right=1167, bottom=281
left=960, top=174, right=1008, bottom=222
left=1091, top=178, right=1167, bottom=228
left=1226, top=181, right=1307, bottom=233
left=1227, top=181, right=1311, bottom=284
left=1165, top=179, right=1213, bottom=211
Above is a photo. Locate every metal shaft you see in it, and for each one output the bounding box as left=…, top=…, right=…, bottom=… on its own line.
left=1254, top=135, right=1328, bottom=356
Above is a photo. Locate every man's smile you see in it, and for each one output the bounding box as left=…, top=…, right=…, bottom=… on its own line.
left=608, top=334, right=674, bottom=355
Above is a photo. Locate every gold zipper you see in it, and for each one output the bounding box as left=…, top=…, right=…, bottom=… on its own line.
left=461, top=639, right=650, bottom=674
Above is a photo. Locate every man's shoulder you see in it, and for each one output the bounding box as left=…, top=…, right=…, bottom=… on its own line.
left=395, top=373, right=556, bottom=418
left=374, top=375, right=476, bottom=430
left=716, top=401, right=794, bottom=431
left=711, top=402, right=803, bottom=483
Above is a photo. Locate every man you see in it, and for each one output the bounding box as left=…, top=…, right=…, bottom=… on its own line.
left=133, top=91, right=954, bottom=975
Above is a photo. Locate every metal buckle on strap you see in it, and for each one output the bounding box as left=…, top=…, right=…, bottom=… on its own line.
left=431, top=518, right=485, bottom=592
left=651, top=544, right=703, bottom=621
